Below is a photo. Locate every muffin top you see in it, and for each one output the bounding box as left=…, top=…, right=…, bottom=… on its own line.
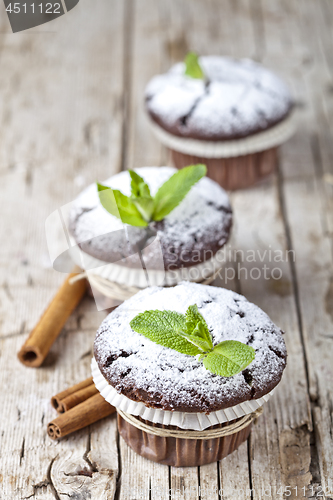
left=69, top=167, right=232, bottom=270
left=145, top=56, right=293, bottom=141
left=94, top=282, right=287, bottom=413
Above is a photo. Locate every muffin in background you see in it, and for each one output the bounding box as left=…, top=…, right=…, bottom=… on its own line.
left=145, top=54, right=295, bottom=190
left=68, top=166, right=232, bottom=299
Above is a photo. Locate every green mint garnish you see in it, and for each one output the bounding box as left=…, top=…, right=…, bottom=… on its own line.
left=152, top=164, right=206, bottom=221
left=97, top=183, right=148, bottom=227
left=129, top=171, right=155, bottom=222
left=130, top=305, right=255, bottom=378
left=184, top=52, right=205, bottom=80
left=201, top=341, right=256, bottom=377
left=129, top=309, right=201, bottom=356
left=97, top=164, right=206, bottom=227
left=185, top=304, right=213, bottom=349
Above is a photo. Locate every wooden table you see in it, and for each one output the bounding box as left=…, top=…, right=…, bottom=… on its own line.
left=1, top=0, right=332, bottom=498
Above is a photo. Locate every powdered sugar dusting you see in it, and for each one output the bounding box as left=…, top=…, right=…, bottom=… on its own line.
left=94, top=282, right=287, bottom=412
left=69, top=167, right=232, bottom=268
left=145, top=56, right=293, bottom=140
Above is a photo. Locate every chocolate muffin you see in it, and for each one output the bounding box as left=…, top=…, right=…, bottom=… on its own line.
left=69, top=167, right=232, bottom=288
left=94, top=282, right=286, bottom=412
left=93, top=282, right=287, bottom=465
left=145, top=56, right=295, bottom=190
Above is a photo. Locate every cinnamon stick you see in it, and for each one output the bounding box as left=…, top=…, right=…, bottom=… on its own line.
left=47, top=393, right=116, bottom=439
left=18, top=268, right=87, bottom=367
left=51, top=377, right=98, bottom=413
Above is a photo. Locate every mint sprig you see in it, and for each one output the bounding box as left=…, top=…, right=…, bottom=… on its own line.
left=130, top=305, right=255, bottom=378
left=97, top=183, right=148, bottom=227
left=152, top=165, right=206, bottom=221
left=184, top=52, right=205, bottom=80
left=129, top=171, right=155, bottom=223
left=129, top=309, right=201, bottom=357
left=202, top=341, right=255, bottom=377
left=97, top=164, right=206, bottom=227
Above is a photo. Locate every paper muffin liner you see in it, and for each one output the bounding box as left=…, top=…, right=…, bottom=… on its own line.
left=117, top=412, right=252, bottom=466
left=70, top=244, right=226, bottom=289
left=148, top=112, right=295, bottom=158
left=91, top=357, right=275, bottom=431
left=171, top=147, right=278, bottom=191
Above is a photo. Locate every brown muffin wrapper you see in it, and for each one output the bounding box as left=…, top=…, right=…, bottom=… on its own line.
left=117, top=413, right=252, bottom=467
left=170, top=147, right=278, bottom=191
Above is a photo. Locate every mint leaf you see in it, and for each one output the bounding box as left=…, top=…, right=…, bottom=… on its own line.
left=98, top=165, right=207, bottom=226
left=130, top=310, right=201, bottom=356
left=130, top=306, right=255, bottom=378
left=129, top=170, right=151, bottom=199
left=203, top=341, right=255, bottom=377
left=128, top=171, right=155, bottom=222
left=176, top=330, right=212, bottom=353
left=185, top=304, right=213, bottom=348
left=152, top=164, right=207, bottom=221
left=184, top=52, right=204, bottom=80
left=185, top=304, right=202, bottom=333
left=97, top=183, right=148, bottom=227
left=133, top=196, right=155, bottom=223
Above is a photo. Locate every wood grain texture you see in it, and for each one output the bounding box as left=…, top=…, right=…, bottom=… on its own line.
left=1, top=0, right=333, bottom=498
left=0, top=0, right=124, bottom=498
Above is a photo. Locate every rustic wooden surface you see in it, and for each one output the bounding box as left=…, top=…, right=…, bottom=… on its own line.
left=0, top=0, right=332, bottom=498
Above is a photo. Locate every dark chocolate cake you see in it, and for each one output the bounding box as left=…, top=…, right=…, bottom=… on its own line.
left=94, top=282, right=287, bottom=413
left=69, top=167, right=232, bottom=270
left=145, top=56, right=293, bottom=141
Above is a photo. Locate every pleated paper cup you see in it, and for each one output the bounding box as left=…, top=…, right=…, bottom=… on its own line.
left=117, top=413, right=253, bottom=466
left=149, top=113, right=296, bottom=191
left=92, top=358, right=273, bottom=466
left=70, top=245, right=226, bottom=289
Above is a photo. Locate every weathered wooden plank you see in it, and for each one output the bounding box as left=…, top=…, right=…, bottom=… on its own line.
left=118, top=438, right=170, bottom=500
left=126, top=0, right=164, bottom=170
left=228, top=177, right=312, bottom=499
left=250, top=404, right=312, bottom=500
left=230, top=179, right=311, bottom=430
left=229, top=0, right=257, bottom=59
left=292, top=0, right=333, bottom=236
left=169, top=466, right=200, bottom=500
left=51, top=418, right=119, bottom=500
left=260, top=3, right=333, bottom=497
left=281, top=175, right=333, bottom=495
left=0, top=0, right=125, bottom=498
left=199, top=463, right=220, bottom=500
left=172, top=0, right=256, bottom=59
left=219, top=441, right=251, bottom=499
